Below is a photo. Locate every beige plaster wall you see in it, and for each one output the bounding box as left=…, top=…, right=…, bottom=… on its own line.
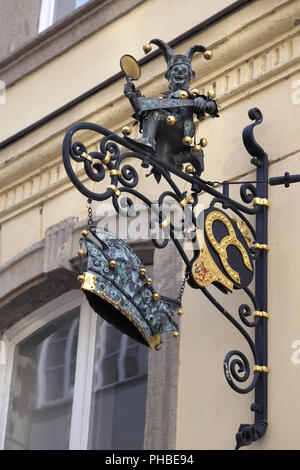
left=1, top=0, right=300, bottom=450
left=0, top=0, right=236, bottom=142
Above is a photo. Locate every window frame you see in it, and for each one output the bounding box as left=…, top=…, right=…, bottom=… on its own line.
left=0, top=289, right=97, bottom=450
left=0, top=288, right=149, bottom=450
left=38, top=0, right=90, bottom=33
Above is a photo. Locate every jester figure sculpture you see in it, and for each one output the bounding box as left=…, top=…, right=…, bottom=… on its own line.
left=123, top=38, right=219, bottom=181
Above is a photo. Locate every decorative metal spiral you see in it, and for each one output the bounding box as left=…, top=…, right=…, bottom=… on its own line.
left=62, top=107, right=269, bottom=449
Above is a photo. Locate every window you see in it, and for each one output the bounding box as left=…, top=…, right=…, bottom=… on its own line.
left=38, top=0, right=90, bottom=33
left=0, top=291, right=148, bottom=450
left=88, top=321, right=148, bottom=450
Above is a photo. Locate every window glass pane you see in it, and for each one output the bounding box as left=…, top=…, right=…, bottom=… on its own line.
left=4, top=308, right=80, bottom=450
left=53, top=0, right=90, bottom=23
left=88, top=319, right=148, bottom=450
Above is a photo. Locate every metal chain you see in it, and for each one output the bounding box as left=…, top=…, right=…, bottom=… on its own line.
left=177, top=269, right=189, bottom=304
left=86, top=198, right=94, bottom=226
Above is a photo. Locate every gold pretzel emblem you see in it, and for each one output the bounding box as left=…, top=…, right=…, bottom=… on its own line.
left=205, top=211, right=252, bottom=284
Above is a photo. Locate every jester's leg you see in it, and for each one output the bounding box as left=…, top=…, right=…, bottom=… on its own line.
left=127, top=111, right=159, bottom=152
left=183, top=119, right=196, bottom=141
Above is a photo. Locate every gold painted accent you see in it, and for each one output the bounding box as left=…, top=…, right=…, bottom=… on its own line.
left=204, top=50, right=213, bottom=60
left=231, top=217, right=252, bottom=247
left=107, top=185, right=121, bottom=197
left=140, top=268, right=147, bottom=276
left=77, top=249, right=84, bottom=256
left=200, top=137, right=208, bottom=147
left=183, top=136, right=193, bottom=146
left=173, top=331, right=179, bottom=338
left=77, top=275, right=84, bottom=283
left=254, top=365, right=270, bottom=373
left=253, top=311, right=270, bottom=319
left=190, top=88, right=199, bottom=97
left=109, top=169, right=122, bottom=176
left=192, top=144, right=202, bottom=155
left=80, top=271, right=97, bottom=291
left=120, top=55, right=141, bottom=80
left=122, top=126, right=131, bottom=136
left=253, top=197, right=270, bottom=207
left=102, top=151, right=112, bottom=165
left=109, top=260, right=117, bottom=268
left=198, top=113, right=209, bottom=121
left=179, top=195, right=193, bottom=207
left=205, top=211, right=252, bottom=283
left=152, top=293, right=160, bottom=301
left=185, top=164, right=195, bottom=174
left=81, top=152, right=94, bottom=163
left=207, top=90, right=216, bottom=99
left=146, top=278, right=153, bottom=285
left=192, top=229, right=234, bottom=291
left=178, top=90, right=189, bottom=99
left=252, top=243, right=270, bottom=251
left=177, top=308, right=183, bottom=316
left=166, top=115, right=176, bottom=126
left=159, top=217, right=170, bottom=228
left=82, top=230, right=89, bottom=237
left=143, top=44, right=152, bottom=54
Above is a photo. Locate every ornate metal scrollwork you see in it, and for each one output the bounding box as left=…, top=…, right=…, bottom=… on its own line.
left=61, top=107, right=276, bottom=449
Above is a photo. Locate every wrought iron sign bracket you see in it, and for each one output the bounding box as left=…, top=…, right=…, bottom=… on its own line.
left=62, top=38, right=300, bottom=449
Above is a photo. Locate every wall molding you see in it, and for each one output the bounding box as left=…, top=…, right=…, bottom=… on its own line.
left=1, top=25, right=300, bottom=222
left=1, top=1, right=300, bottom=224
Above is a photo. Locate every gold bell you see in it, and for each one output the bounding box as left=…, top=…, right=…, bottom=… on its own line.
left=152, top=293, right=160, bottom=301
left=78, top=249, right=84, bottom=256
left=109, top=260, right=117, bottom=268
left=177, top=308, right=183, bottom=316
left=190, top=88, right=199, bottom=97
left=185, top=164, right=195, bottom=174
left=178, top=90, right=189, bottom=99
left=182, top=136, right=193, bottom=146
left=207, top=90, right=216, bottom=99
left=122, top=126, right=131, bottom=136
left=192, top=145, right=202, bottom=155
left=166, top=115, right=176, bottom=126
left=143, top=44, right=152, bottom=54
left=200, top=137, right=208, bottom=147
left=146, top=278, right=153, bottom=285
left=77, top=275, right=84, bottom=283
left=82, top=230, right=89, bottom=237
left=140, top=268, right=147, bottom=276
left=204, top=50, right=213, bottom=60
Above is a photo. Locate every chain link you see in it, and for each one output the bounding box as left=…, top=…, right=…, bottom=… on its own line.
left=177, top=270, right=189, bottom=303
left=86, top=198, right=94, bottom=226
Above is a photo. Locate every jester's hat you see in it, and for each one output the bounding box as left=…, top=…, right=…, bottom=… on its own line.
left=148, top=38, right=213, bottom=77
left=77, top=226, right=180, bottom=349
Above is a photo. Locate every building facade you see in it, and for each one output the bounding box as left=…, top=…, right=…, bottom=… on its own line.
left=0, top=0, right=300, bottom=450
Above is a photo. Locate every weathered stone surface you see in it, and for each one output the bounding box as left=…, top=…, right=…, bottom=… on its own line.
left=144, top=242, right=185, bottom=449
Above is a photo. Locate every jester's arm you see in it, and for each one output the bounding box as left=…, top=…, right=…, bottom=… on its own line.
left=124, top=80, right=142, bottom=119
left=193, top=95, right=219, bottom=119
